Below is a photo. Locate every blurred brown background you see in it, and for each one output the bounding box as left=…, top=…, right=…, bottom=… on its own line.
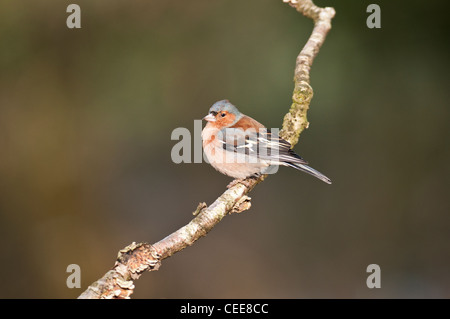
left=0, top=0, right=449, bottom=298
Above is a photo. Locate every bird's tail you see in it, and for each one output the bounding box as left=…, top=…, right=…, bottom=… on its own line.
left=286, top=162, right=332, bottom=184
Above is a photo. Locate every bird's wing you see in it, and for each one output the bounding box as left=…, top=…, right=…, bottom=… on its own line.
left=217, top=127, right=308, bottom=165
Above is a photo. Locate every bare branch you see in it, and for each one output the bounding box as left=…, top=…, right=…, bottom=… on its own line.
left=281, top=0, right=335, bottom=145
left=78, top=0, right=335, bottom=299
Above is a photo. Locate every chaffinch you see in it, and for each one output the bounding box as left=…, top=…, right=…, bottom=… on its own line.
left=202, top=100, right=331, bottom=184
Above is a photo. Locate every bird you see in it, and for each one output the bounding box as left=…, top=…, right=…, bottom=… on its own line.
left=202, top=100, right=331, bottom=185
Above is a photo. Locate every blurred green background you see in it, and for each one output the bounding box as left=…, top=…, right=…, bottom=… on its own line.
left=0, top=0, right=449, bottom=298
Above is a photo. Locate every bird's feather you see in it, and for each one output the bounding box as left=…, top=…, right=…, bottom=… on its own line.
left=217, top=126, right=308, bottom=165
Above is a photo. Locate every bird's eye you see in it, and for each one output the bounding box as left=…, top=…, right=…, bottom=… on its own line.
left=221, top=112, right=226, bottom=117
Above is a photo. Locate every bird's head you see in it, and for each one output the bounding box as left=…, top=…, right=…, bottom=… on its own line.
left=203, top=100, right=243, bottom=128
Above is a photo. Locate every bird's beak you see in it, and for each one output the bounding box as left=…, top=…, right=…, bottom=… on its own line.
left=203, top=113, right=216, bottom=122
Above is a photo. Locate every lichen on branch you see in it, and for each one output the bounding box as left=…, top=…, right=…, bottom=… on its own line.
left=280, top=0, right=335, bottom=146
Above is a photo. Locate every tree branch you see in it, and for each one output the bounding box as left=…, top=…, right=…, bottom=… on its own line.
left=281, top=0, right=335, bottom=145
left=78, top=0, right=335, bottom=299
